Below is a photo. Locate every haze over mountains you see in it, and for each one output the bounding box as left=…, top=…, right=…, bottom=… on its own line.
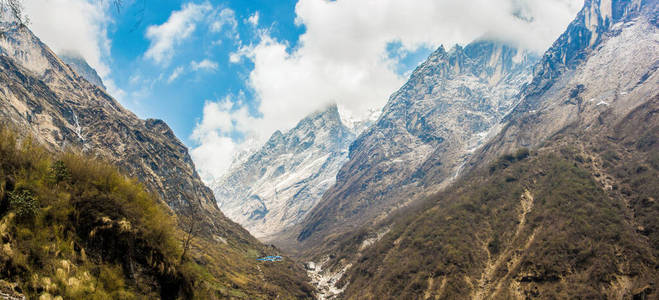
left=0, top=0, right=657, bottom=299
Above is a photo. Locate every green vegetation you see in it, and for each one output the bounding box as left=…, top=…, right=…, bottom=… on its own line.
left=0, top=126, right=314, bottom=299
left=343, top=146, right=658, bottom=299
left=0, top=127, right=189, bottom=299
left=8, top=188, right=38, bottom=221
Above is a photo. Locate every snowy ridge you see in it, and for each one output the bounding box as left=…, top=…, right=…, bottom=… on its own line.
left=294, top=40, right=539, bottom=246
left=211, top=104, right=361, bottom=239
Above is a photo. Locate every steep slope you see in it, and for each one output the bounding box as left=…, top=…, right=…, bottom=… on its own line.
left=472, top=0, right=657, bottom=164
left=0, top=22, right=313, bottom=298
left=59, top=53, right=106, bottom=90
left=0, top=127, right=194, bottom=299
left=346, top=134, right=658, bottom=299
left=290, top=40, right=538, bottom=251
left=341, top=0, right=659, bottom=298
left=212, top=105, right=355, bottom=239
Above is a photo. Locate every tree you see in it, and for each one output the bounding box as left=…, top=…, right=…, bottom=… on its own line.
left=49, top=160, right=71, bottom=185
left=179, top=198, right=203, bottom=263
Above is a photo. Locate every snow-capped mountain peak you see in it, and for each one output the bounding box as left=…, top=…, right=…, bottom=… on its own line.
left=294, top=39, right=539, bottom=244
left=211, top=104, right=358, bottom=239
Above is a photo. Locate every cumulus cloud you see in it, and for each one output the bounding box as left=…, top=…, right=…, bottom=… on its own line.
left=190, top=96, right=259, bottom=182
left=193, top=0, right=583, bottom=182
left=23, top=0, right=110, bottom=76
left=190, top=59, right=219, bottom=71
left=144, top=2, right=211, bottom=65
left=144, top=3, right=239, bottom=66
left=190, top=133, right=239, bottom=182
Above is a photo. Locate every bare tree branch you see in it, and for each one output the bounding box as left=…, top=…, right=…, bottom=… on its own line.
left=179, top=198, right=203, bottom=263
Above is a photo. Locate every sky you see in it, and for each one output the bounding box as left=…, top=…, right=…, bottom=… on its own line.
left=22, top=0, right=583, bottom=183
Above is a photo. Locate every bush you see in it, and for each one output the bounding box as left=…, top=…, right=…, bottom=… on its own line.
left=48, top=160, right=71, bottom=184
left=489, top=148, right=531, bottom=173
left=9, top=188, right=38, bottom=221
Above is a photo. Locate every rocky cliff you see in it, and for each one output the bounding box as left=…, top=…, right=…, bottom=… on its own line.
left=59, top=53, right=106, bottom=90
left=473, top=0, right=657, bottom=163
left=212, top=105, right=356, bottom=239
left=0, top=21, right=224, bottom=234
left=340, top=0, right=658, bottom=298
left=0, top=21, right=313, bottom=298
left=289, top=39, right=538, bottom=251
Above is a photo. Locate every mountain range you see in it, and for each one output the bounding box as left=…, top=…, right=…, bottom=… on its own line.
left=213, top=0, right=657, bottom=298
left=305, top=0, right=659, bottom=298
left=0, top=0, right=656, bottom=298
left=290, top=40, right=538, bottom=249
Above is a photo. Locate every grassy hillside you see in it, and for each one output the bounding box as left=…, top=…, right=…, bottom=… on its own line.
left=0, top=126, right=313, bottom=299
left=341, top=101, right=659, bottom=299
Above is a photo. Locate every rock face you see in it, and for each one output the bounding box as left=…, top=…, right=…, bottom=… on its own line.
left=0, top=21, right=219, bottom=222
left=212, top=105, right=356, bottom=239
left=0, top=22, right=313, bottom=298
left=291, top=39, right=538, bottom=248
left=340, top=0, right=659, bottom=298
left=59, top=53, right=106, bottom=90
left=473, top=0, right=657, bottom=162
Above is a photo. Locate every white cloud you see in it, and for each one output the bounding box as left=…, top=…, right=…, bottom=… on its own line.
left=167, top=66, right=184, bottom=83
left=193, top=0, right=582, bottom=182
left=129, top=74, right=142, bottom=85
left=247, top=11, right=259, bottom=26
left=190, top=59, right=219, bottom=71
left=23, top=1, right=113, bottom=78
left=190, top=133, right=238, bottom=182
left=144, top=2, right=211, bottom=65
left=228, top=51, right=243, bottom=63
left=22, top=0, right=130, bottom=104
left=190, top=96, right=259, bottom=181
left=210, top=7, right=237, bottom=33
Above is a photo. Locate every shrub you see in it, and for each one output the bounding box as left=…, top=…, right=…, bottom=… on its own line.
left=49, top=160, right=71, bottom=184
left=9, top=188, right=38, bottom=221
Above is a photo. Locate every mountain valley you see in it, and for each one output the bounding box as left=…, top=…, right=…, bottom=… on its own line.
left=0, top=0, right=657, bottom=299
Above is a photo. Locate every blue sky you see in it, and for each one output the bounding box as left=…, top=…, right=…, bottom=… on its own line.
left=105, top=0, right=438, bottom=145
left=108, top=0, right=306, bottom=143
left=24, top=0, right=582, bottom=182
